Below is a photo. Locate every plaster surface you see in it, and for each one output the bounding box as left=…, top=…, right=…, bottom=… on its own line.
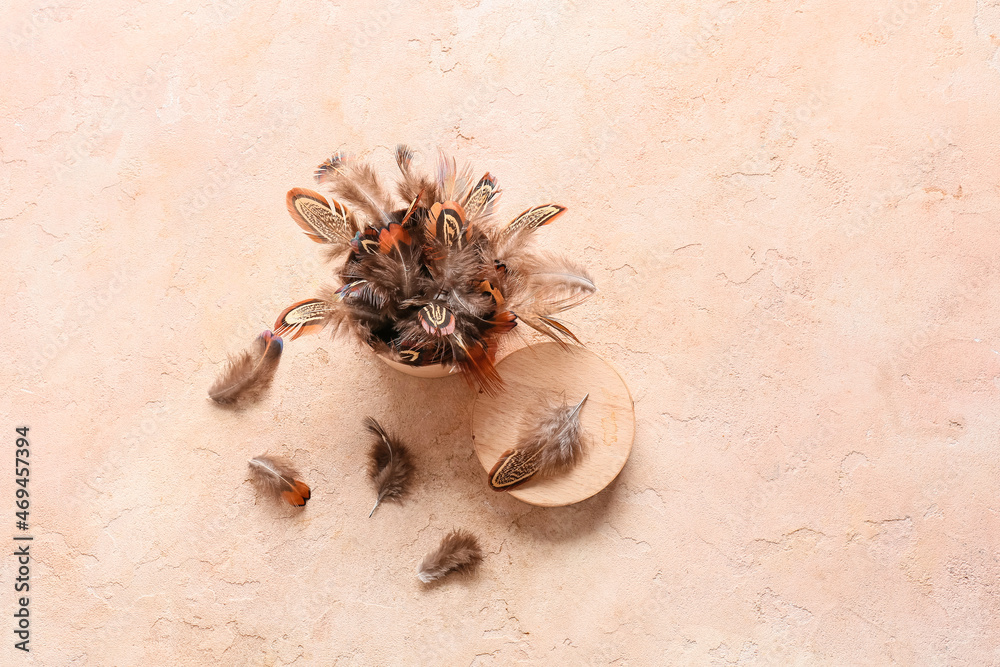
left=2, top=1, right=1000, bottom=664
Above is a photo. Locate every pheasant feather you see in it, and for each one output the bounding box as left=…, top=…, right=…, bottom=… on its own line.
left=365, top=417, right=413, bottom=517
left=417, top=529, right=483, bottom=583
left=248, top=455, right=311, bottom=507
left=489, top=394, right=589, bottom=491
left=208, top=331, right=283, bottom=404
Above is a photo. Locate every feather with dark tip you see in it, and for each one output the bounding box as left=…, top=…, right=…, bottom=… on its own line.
left=502, top=203, right=566, bottom=238
left=417, top=529, right=483, bottom=583
left=273, top=298, right=339, bottom=340
left=463, top=172, right=500, bottom=222
left=365, top=417, right=413, bottom=517
left=248, top=455, right=311, bottom=507
left=209, top=331, right=283, bottom=403
left=452, top=334, right=503, bottom=396
left=285, top=187, right=357, bottom=253
left=489, top=393, right=588, bottom=491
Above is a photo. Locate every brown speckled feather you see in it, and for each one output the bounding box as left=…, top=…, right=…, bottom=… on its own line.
left=248, top=455, right=311, bottom=507
left=365, top=417, right=414, bottom=517
left=417, top=529, right=483, bottom=583
left=489, top=394, right=588, bottom=491
left=208, top=331, right=283, bottom=404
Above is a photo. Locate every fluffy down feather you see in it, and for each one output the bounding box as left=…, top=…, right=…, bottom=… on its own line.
left=208, top=331, right=283, bottom=404
left=417, top=529, right=483, bottom=583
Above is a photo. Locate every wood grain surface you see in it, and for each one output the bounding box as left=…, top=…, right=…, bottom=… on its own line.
left=472, top=342, right=635, bottom=507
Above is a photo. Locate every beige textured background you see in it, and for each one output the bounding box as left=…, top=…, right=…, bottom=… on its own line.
left=2, top=0, right=999, bottom=664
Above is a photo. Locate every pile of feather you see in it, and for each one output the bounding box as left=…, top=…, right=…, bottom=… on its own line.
left=207, top=147, right=602, bottom=582
left=265, top=146, right=596, bottom=395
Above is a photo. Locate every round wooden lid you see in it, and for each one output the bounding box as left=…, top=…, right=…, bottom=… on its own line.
left=472, top=342, right=635, bottom=507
